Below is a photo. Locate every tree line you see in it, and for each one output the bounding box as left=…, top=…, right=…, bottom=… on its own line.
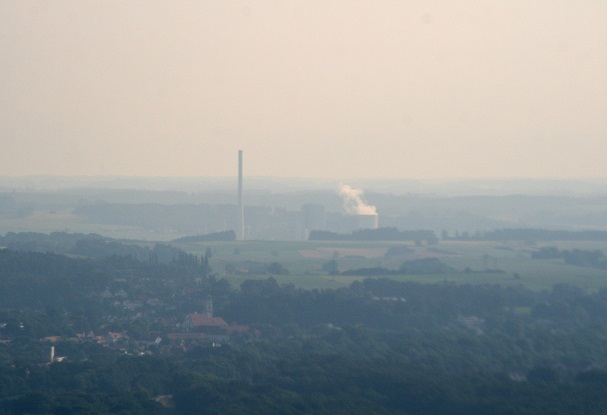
left=309, top=227, right=438, bottom=243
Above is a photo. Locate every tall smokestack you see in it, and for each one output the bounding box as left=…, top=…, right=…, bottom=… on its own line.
left=238, top=150, right=244, bottom=240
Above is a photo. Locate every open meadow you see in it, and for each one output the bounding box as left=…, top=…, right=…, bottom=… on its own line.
left=2, top=205, right=607, bottom=292
left=176, top=239, right=607, bottom=292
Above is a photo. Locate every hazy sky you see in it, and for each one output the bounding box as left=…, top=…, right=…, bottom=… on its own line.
left=1, top=1, right=606, bottom=179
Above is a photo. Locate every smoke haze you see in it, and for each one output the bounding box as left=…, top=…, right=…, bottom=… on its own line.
left=1, top=1, right=606, bottom=179
left=338, top=184, right=377, bottom=215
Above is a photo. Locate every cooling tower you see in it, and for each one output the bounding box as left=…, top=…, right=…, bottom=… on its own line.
left=357, top=214, right=379, bottom=230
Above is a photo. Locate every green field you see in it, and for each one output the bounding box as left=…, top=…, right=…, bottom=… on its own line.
left=2, top=209, right=607, bottom=292
left=175, top=239, right=607, bottom=292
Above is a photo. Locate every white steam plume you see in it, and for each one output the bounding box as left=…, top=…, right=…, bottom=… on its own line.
left=338, top=184, right=377, bottom=215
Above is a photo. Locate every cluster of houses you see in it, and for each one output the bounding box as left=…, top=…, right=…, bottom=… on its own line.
left=0, top=297, right=252, bottom=365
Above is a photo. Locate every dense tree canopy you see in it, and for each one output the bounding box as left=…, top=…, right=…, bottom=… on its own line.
left=3, top=232, right=607, bottom=413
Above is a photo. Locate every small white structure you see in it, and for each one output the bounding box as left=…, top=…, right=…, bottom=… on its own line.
left=49, top=346, right=66, bottom=363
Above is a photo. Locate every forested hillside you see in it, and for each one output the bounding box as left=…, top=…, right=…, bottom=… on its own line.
left=2, top=234, right=607, bottom=413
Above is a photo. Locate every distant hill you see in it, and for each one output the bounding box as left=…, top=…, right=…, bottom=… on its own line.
left=172, top=230, right=236, bottom=243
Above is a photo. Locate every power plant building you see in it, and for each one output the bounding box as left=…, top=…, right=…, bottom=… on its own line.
left=357, top=214, right=379, bottom=230
left=301, top=203, right=326, bottom=239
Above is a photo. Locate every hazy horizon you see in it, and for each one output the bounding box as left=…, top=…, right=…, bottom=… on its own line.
left=2, top=174, right=607, bottom=198
left=2, top=1, right=606, bottom=179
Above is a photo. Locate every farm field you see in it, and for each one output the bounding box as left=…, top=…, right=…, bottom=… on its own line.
left=0, top=213, right=181, bottom=241
left=177, top=239, right=607, bottom=292
left=2, top=214, right=606, bottom=292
